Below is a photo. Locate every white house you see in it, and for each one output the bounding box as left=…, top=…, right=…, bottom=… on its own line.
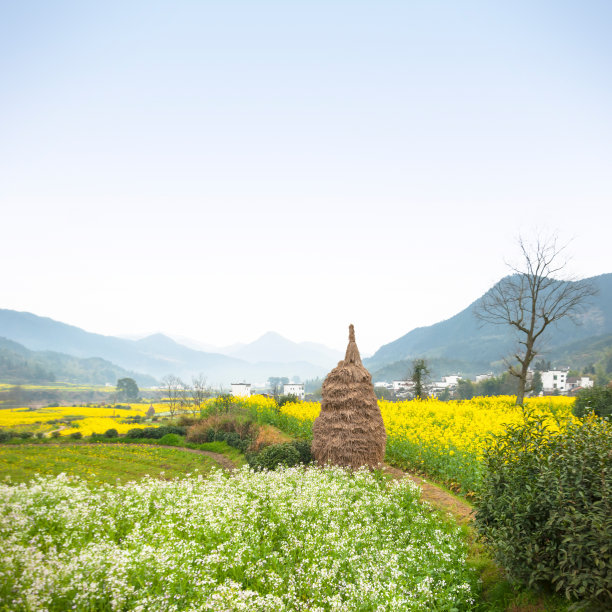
left=441, top=375, right=461, bottom=387
left=540, top=370, right=569, bottom=393
left=566, top=376, right=594, bottom=391
left=283, top=383, right=305, bottom=400
left=231, top=383, right=251, bottom=397
left=392, top=380, right=414, bottom=392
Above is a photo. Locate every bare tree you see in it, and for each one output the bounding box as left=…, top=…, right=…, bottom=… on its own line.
left=475, top=235, right=597, bottom=405
left=160, top=375, right=184, bottom=419
left=191, top=374, right=209, bottom=417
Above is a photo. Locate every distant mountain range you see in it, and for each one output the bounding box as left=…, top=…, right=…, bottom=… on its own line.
left=365, top=273, right=612, bottom=380
left=0, top=337, right=157, bottom=386
left=1, top=273, right=610, bottom=387
left=0, top=310, right=341, bottom=386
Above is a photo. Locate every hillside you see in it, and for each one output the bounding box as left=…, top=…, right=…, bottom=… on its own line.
left=0, top=312, right=329, bottom=385
left=0, top=337, right=157, bottom=386
left=365, top=273, right=612, bottom=379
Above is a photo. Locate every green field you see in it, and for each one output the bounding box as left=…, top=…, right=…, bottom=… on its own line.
left=0, top=444, right=218, bottom=485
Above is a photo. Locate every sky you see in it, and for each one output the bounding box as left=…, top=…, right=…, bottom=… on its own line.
left=1, top=1, right=611, bottom=355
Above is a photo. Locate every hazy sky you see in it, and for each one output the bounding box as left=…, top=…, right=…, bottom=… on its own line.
left=2, top=1, right=611, bottom=354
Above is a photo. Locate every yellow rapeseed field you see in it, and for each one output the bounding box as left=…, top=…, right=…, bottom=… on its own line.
left=0, top=403, right=166, bottom=436
left=275, top=395, right=576, bottom=493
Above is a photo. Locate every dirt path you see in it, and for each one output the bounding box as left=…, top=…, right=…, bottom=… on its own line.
left=383, top=464, right=474, bottom=524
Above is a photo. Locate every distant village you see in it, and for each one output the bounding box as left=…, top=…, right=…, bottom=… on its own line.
left=230, top=368, right=594, bottom=401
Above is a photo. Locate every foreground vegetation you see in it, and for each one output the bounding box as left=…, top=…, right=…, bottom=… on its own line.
left=0, top=466, right=477, bottom=611
left=251, top=395, right=577, bottom=495
left=1, top=391, right=609, bottom=609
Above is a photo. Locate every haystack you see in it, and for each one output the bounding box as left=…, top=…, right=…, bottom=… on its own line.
left=311, top=324, right=386, bottom=469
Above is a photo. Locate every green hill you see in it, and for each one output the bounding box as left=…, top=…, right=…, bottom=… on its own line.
left=0, top=337, right=157, bottom=386
left=365, top=273, right=612, bottom=380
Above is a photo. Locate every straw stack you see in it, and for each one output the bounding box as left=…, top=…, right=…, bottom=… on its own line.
left=311, top=324, right=387, bottom=469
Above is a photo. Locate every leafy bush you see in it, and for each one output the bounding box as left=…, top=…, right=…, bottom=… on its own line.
left=127, top=426, right=186, bottom=440
left=104, top=428, right=119, bottom=439
left=0, top=430, right=13, bottom=443
left=186, top=417, right=256, bottom=453
left=290, top=440, right=312, bottom=464
left=18, top=432, right=34, bottom=439
left=277, top=394, right=299, bottom=408
left=69, top=431, right=83, bottom=440
left=51, top=431, right=61, bottom=439
left=158, top=433, right=184, bottom=446
left=573, top=385, right=612, bottom=419
left=35, top=432, right=44, bottom=440
left=476, top=412, right=612, bottom=605
left=248, top=443, right=301, bottom=471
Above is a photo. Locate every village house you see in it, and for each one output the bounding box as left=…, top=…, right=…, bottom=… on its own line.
left=230, top=383, right=251, bottom=397
left=540, top=369, right=569, bottom=393
left=283, top=383, right=305, bottom=400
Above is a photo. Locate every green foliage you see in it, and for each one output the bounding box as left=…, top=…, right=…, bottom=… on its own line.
left=158, top=433, right=184, bottom=446
left=104, top=428, right=119, bottom=439
left=69, top=431, right=83, bottom=440
left=573, top=385, right=612, bottom=419
left=456, top=373, right=518, bottom=399
left=277, top=394, right=299, bottom=408
left=51, top=431, right=61, bottom=439
left=410, top=358, right=430, bottom=399
left=126, top=425, right=186, bottom=439
left=248, top=443, right=301, bottom=471
left=475, top=413, right=612, bottom=605
left=116, top=377, right=139, bottom=401
left=290, top=440, right=313, bottom=464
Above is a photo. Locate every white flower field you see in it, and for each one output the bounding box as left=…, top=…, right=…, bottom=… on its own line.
left=0, top=466, right=476, bottom=611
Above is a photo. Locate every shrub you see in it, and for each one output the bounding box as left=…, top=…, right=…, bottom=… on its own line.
left=51, top=431, right=61, bottom=439
left=573, top=385, right=612, bottom=419
left=69, top=431, right=83, bottom=440
left=291, top=440, right=313, bottom=464
left=0, top=430, right=13, bottom=443
left=126, top=426, right=185, bottom=440
left=104, top=428, right=119, bottom=439
left=475, top=412, right=612, bottom=605
left=277, top=394, right=299, bottom=408
left=158, top=433, right=184, bottom=446
left=248, top=443, right=301, bottom=471
left=186, top=418, right=257, bottom=452
left=36, top=432, right=45, bottom=440
left=18, top=432, right=34, bottom=439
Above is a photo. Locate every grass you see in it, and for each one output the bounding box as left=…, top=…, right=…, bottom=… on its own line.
left=0, top=444, right=219, bottom=485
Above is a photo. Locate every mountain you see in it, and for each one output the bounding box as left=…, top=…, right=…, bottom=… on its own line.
left=0, top=337, right=157, bottom=386
left=227, top=331, right=342, bottom=368
left=0, top=311, right=330, bottom=385
left=366, top=273, right=612, bottom=380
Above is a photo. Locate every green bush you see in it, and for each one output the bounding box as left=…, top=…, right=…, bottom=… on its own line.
left=0, top=430, right=13, bottom=443
left=127, top=425, right=185, bottom=439
left=248, top=443, right=301, bottom=471
left=104, top=428, right=119, bottom=439
left=69, top=431, right=83, bottom=440
left=476, top=412, right=612, bottom=605
left=51, top=431, right=61, bottom=439
left=277, top=394, right=299, bottom=408
left=36, top=432, right=44, bottom=440
left=573, top=385, right=612, bottom=419
left=290, top=440, right=313, bottom=464
left=158, top=433, right=184, bottom=446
